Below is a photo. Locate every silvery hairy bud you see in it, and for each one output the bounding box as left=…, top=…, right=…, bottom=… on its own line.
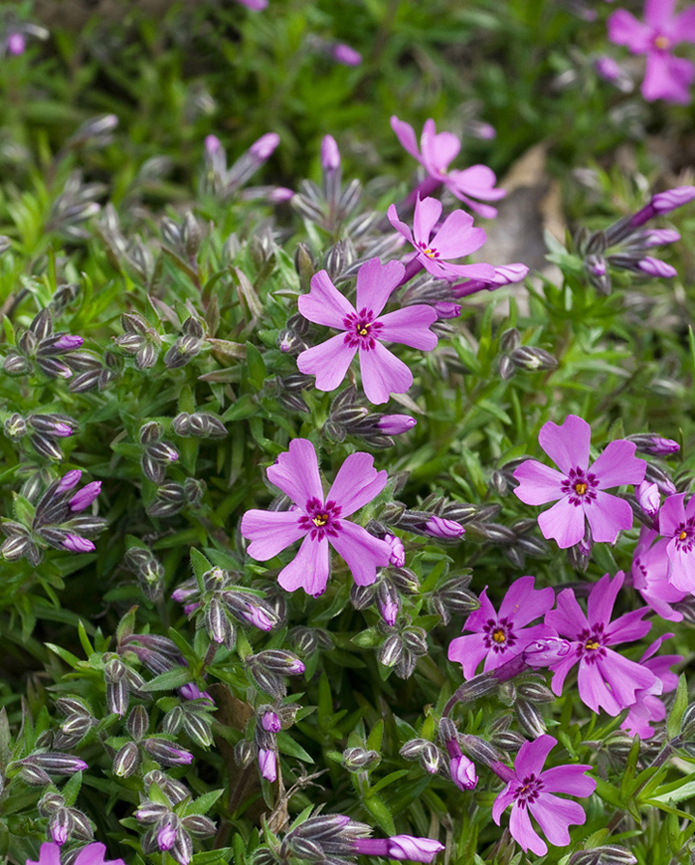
left=22, top=753, right=88, bottom=775
left=509, top=345, right=558, bottom=372
left=498, top=355, right=515, bottom=381
left=249, top=650, right=305, bottom=675
left=19, top=764, right=52, bottom=786
left=164, top=317, right=205, bottom=369
left=181, top=814, right=216, bottom=837
left=181, top=708, right=214, bottom=748
left=342, top=747, right=380, bottom=772
left=569, top=847, right=637, bottom=865
left=401, top=626, right=428, bottom=656
left=516, top=677, right=555, bottom=704
left=499, top=328, right=520, bottom=353
left=127, top=705, right=149, bottom=741
left=350, top=583, right=376, bottom=610
left=287, top=837, right=324, bottom=861
left=113, top=741, right=140, bottom=777
left=390, top=567, right=420, bottom=594
left=147, top=483, right=186, bottom=518
left=4, top=413, right=26, bottom=438
left=142, top=738, right=193, bottom=766
left=491, top=729, right=526, bottom=752
left=324, top=239, right=355, bottom=281
left=516, top=699, right=546, bottom=738
left=378, top=634, right=403, bottom=668
left=205, top=597, right=235, bottom=649
left=234, top=740, right=256, bottom=768
left=458, top=735, right=502, bottom=767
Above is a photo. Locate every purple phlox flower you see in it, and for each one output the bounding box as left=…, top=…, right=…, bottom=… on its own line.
left=69, top=481, right=102, bottom=512
left=27, top=843, right=127, bottom=865
left=513, top=415, right=646, bottom=549
left=178, top=682, right=214, bottom=704
left=385, top=533, right=405, bottom=566
left=57, top=470, right=82, bottom=493
left=331, top=43, right=362, bottom=66
left=353, top=836, right=444, bottom=863
left=261, top=710, right=282, bottom=733
left=250, top=133, right=280, bottom=161
left=449, top=262, right=529, bottom=298
left=376, top=415, right=417, bottom=436
left=424, top=515, right=464, bottom=540
left=52, top=334, right=84, bottom=351
left=233, top=0, right=268, bottom=10
left=622, top=634, right=682, bottom=739
left=387, top=196, right=494, bottom=282
left=659, top=493, right=695, bottom=593
left=631, top=526, right=686, bottom=621
left=636, top=256, right=677, bottom=278
left=62, top=534, right=95, bottom=554
left=157, top=818, right=177, bottom=851
left=608, top=0, right=695, bottom=104
left=433, top=302, right=461, bottom=319
left=241, top=438, right=391, bottom=596
left=7, top=32, right=26, bottom=55
left=321, top=135, right=341, bottom=172
left=594, top=55, right=634, bottom=92
left=448, top=576, right=556, bottom=679
left=445, top=738, right=477, bottom=791
left=637, top=480, right=660, bottom=517
left=492, top=735, right=595, bottom=857
left=544, top=571, right=657, bottom=715
left=296, top=257, right=438, bottom=405
left=523, top=637, right=573, bottom=667
left=642, top=228, right=681, bottom=247
left=391, top=116, right=506, bottom=218
left=258, top=747, right=277, bottom=781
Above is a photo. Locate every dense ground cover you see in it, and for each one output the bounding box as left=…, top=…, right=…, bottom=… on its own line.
left=1, top=0, right=695, bottom=863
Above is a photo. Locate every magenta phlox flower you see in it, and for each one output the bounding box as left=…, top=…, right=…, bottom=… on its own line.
left=28, top=843, right=126, bottom=865
left=544, top=572, right=657, bottom=715
left=450, top=262, right=529, bottom=298
left=390, top=116, right=506, bottom=218
left=513, top=415, right=646, bottom=549
left=492, top=735, right=595, bottom=857
left=241, top=439, right=391, bottom=596
left=631, top=526, right=686, bottom=621
left=296, top=258, right=438, bottom=404
left=622, top=634, right=681, bottom=739
left=448, top=576, right=556, bottom=678
left=608, top=0, right=695, bottom=103
left=387, top=196, right=494, bottom=282
left=659, top=493, right=695, bottom=592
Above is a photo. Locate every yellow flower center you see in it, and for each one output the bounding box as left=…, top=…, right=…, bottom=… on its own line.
left=585, top=640, right=600, bottom=651
left=423, top=248, right=436, bottom=258
left=492, top=629, right=506, bottom=644
left=679, top=530, right=688, bottom=541
left=575, top=482, right=587, bottom=495
left=654, top=35, right=670, bottom=50
left=312, top=514, right=328, bottom=527
left=358, top=324, right=370, bottom=336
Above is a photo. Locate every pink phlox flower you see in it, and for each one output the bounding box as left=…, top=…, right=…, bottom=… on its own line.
left=544, top=571, right=657, bottom=715
left=387, top=196, right=494, bottom=282
left=631, top=526, right=686, bottom=621
left=28, top=843, right=127, bottom=865
left=492, top=735, right=595, bottom=857
left=450, top=262, right=529, bottom=298
left=296, top=257, right=438, bottom=405
left=448, top=576, right=556, bottom=679
left=513, top=415, right=646, bottom=549
left=234, top=0, right=268, bottom=10
left=636, top=480, right=660, bottom=517
left=608, top=0, right=695, bottom=104
left=622, top=634, right=681, bottom=739
left=659, top=493, right=695, bottom=593
left=241, top=438, right=391, bottom=596
left=390, top=116, right=506, bottom=218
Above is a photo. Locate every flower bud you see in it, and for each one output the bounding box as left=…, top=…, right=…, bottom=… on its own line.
left=515, top=699, right=546, bottom=738
left=423, top=515, right=465, bottom=540
left=343, top=747, right=380, bottom=771
left=142, top=738, right=194, bottom=766
left=258, top=748, right=277, bottom=782
left=113, top=741, right=140, bottom=777
left=524, top=637, right=571, bottom=667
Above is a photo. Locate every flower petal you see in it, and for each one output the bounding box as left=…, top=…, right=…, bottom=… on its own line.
left=538, top=496, right=586, bottom=549
left=277, top=534, right=330, bottom=596
left=266, top=438, right=323, bottom=506
left=329, top=520, right=391, bottom=585
left=673, top=8, right=695, bottom=42
left=390, top=116, right=422, bottom=162
left=642, top=52, right=695, bottom=104
left=591, top=440, right=645, bottom=489
left=578, top=659, right=621, bottom=715
left=549, top=649, right=580, bottom=696
left=645, top=0, right=675, bottom=27
left=359, top=341, right=413, bottom=404
left=421, top=119, right=460, bottom=175
left=665, top=539, right=695, bottom=592
left=326, top=452, right=388, bottom=518
left=538, top=415, right=591, bottom=474
left=587, top=571, right=623, bottom=627
left=499, top=575, right=555, bottom=627
left=605, top=607, right=652, bottom=645
left=510, top=802, right=547, bottom=856
left=377, top=305, right=438, bottom=350
left=447, top=632, right=489, bottom=679
left=297, top=333, right=357, bottom=392
left=659, top=493, right=687, bottom=537
left=598, top=649, right=658, bottom=711
left=298, top=269, right=355, bottom=328
left=607, top=9, right=651, bottom=53
left=242, top=509, right=306, bottom=560
left=462, top=585, right=497, bottom=632
left=514, top=735, right=557, bottom=777
left=492, top=784, right=515, bottom=825
left=431, top=211, right=486, bottom=259
left=447, top=165, right=506, bottom=200
left=413, top=196, right=443, bottom=246
left=529, top=793, right=587, bottom=848
left=585, top=490, right=634, bottom=543
left=541, top=765, right=596, bottom=797
left=355, top=257, right=406, bottom=318
left=512, top=460, right=565, bottom=505
left=387, top=204, right=414, bottom=244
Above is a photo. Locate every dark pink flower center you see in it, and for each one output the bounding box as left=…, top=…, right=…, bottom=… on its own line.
left=577, top=625, right=606, bottom=664
left=561, top=468, right=598, bottom=506
left=299, top=497, right=342, bottom=540
left=514, top=774, right=543, bottom=808
left=342, top=308, right=383, bottom=351
left=416, top=241, right=440, bottom=259
left=482, top=616, right=517, bottom=654
left=674, top=519, right=695, bottom=552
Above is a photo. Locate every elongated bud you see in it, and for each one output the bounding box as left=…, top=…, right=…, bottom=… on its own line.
left=258, top=748, right=277, bottom=781
left=343, top=747, right=380, bottom=771
left=22, top=753, right=88, bottom=774
left=524, top=638, right=572, bottom=667
left=142, top=738, right=193, bottom=766
left=113, top=741, right=140, bottom=777
left=321, top=135, right=341, bottom=172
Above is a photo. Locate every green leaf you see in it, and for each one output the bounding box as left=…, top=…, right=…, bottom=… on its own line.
left=190, top=548, right=212, bottom=583
left=277, top=731, right=314, bottom=763
left=668, top=674, right=688, bottom=740
left=183, top=789, right=224, bottom=815
left=140, top=667, right=193, bottom=692
left=245, top=343, right=266, bottom=391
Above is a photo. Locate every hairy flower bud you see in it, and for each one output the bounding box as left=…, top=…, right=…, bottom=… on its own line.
left=113, top=741, right=140, bottom=777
